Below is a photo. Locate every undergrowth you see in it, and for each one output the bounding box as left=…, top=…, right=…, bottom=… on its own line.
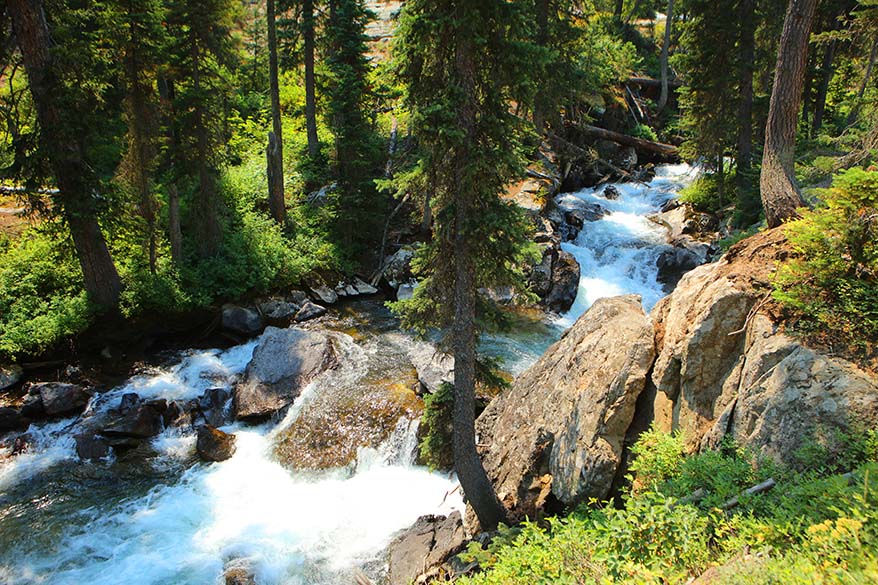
left=458, top=427, right=878, bottom=584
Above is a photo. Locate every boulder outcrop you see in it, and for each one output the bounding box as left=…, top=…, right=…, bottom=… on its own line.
left=651, top=228, right=878, bottom=458
left=233, top=327, right=337, bottom=421
left=387, top=512, right=465, bottom=585
left=476, top=295, right=655, bottom=522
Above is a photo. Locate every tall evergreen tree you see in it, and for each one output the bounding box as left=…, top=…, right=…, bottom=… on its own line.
left=760, top=0, right=818, bottom=228
left=302, top=0, right=320, bottom=159
left=164, top=0, right=238, bottom=258
left=324, top=0, right=381, bottom=252
left=394, top=0, right=537, bottom=530
left=8, top=0, right=123, bottom=307
left=113, top=0, right=166, bottom=274
left=267, top=0, right=286, bottom=224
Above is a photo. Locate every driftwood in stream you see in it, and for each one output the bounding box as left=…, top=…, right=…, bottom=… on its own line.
left=577, top=124, right=678, bottom=158
left=546, top=131, right=649, bottom=186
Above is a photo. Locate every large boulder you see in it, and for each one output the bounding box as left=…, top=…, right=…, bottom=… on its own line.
left=196, top=425, right=237, bottom=462
left=221, top=305, right=264, bottom=335
left=233, top=327, right=337, bottom=421
left=650, top=228, right=878, bottom=460
left=650, top=229, right=791, bottom=448
left=28, top=382, right=92, bottom=418
left=0, top=364, right=23, bottom=391
left=294, top=301, right=327, bottom=322
left=476, top=295, right=655, bottom=523
left=408, top=342, right=454, bottom=394
left=387, top=513, right=465, bottom=585
left=75, top=433, right=111, bottom=461
left=543, top=250, right=580, bottom=313
left=527, top=244, right=555, bottom=298
left=383, top=248, right=416, bottom=289
left=257, top=297, right=301, bottom=325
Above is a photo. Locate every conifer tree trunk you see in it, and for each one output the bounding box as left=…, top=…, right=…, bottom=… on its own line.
left=736, top=0, right=755, bottom=198
left=847, top=37, right=877, bottom=125
left=267, top=0, right=286, bottom=223
left=303, top=0, right=320, bottom=159
left=451, top=33, right=509, bottom=533
left=9, top=0, right=122, bottom=307
left=533, top=0, right=549, bottom=132
left=191, top=43, right=221, bottom=257
left=657, top=0, right=674, bottom=112
left=167, top=183, right=184, bottom=264
left=812, top=37, right=838, bottom=135
left=760, top=0, right=818, bottom=228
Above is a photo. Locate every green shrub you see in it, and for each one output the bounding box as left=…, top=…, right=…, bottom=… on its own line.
left=458, top=430, right=878, bottom=585
left=418, top=382, right=454, bottom=471
left=0, top=229, right=93, bottom=357
left=679, top=171, right=735, bottom=214
left=772, top=168, right=878, bottom=353
left=631, top=123, right=658, bottom=142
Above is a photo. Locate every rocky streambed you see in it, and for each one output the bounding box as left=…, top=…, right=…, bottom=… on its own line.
left=0, top=164, right=717, bottom=584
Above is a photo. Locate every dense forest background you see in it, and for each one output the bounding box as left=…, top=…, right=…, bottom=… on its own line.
left=0, top=0, right=875, bottom=361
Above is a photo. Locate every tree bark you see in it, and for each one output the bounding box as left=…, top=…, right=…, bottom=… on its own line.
left=759, top=0, right=817, bottom=228
left=735, top=0, right=755, bottom=199
left=577, top=124, right=678, bottom=157
left=167, top=183, right=184, bottom=265
left=191, top=39, right=221, bottom=257
left=9, top=0, right=122, bottom=307
left=812, top=38, right=838, bottom=135
left=452, top=28, right=508, bottom=533
left=303, top=0, right=320, bottom=159
left=657, top=0, right=674, bottom=112
left=266, top=0, right=286, bottom=224
left=532, top=0, right=549, bottom=132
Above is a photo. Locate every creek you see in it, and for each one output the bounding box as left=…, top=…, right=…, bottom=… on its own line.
left=0, top=164, right=695, bottom=584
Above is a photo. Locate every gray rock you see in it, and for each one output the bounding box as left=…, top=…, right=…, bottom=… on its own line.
left=0, top=407, right=28, bottom=433
left=656, top=246, right=703, bottom=289
left=198, top=388, right=231, bottom=427
left=0, top=364, right=23, bottom=391
left=388, top=512, right=465, bottom=585
left=100, top=397, right=166, bottom=439
left=544, top=250, right=580, bottom=312
left=75, top=433, right=111, bottom=461
left=603, top=185, right=621, bottom=200
left=309, top=283, right=338, bottom=305
left=476, top=296, right=655, bottom=524
left=221, top=305, right=264, bottom=335
left=383, top=248, right=415, bottom=288
left=353, top=277, right=378, bottom=295
left=294, top=301, right=327, bottom=322
left=257, top=297, right=300, bottom=324
left=397, top=282, right=417, bottom=301
left=555, top=193, right=608, bottom=223
left=30, top=382, right=91, bottom=417
left=234, top=327, right=337, bottom=421
left=407, top=342, right=454, bottom=394
left=196, top=425, right=237, bottom=462
left=527, top=244, right=555, bottom=298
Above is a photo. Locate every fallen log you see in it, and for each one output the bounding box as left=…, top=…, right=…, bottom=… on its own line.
left=577, top=124, right=678, bottom=158
left=546, top=131, right=649, bottom=186
left=721, top=478, right=776, bottom=511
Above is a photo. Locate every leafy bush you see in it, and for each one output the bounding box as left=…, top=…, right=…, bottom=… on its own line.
left=773, top=168, right=878, bottom=354
left=458, top=429, right=878, bottom=585
left=418, top=382, right=454, bottom=471
left=0, top=229, right=93, bottom=357
left=631, top=123, right=658, bottom=142
left=679, top=171, right=736, bottom=214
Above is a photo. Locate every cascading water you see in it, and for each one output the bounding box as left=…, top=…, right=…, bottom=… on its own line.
left=0, top=334, right=463, bottom=585
left=557, top=163, right=697, bottom=327
left=0, top=163, right=695, bottom=584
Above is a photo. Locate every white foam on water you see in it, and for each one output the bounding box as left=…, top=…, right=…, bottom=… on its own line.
left=555, top=163, right=697, bottom=328
left=0, top=332, right=463, bottom=585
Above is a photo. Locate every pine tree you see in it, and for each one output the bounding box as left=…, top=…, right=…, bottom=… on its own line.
left=8, top=0, right=123, bottom=308
left=267, top=0, right=286, bottom=224
left=164, top=0, right=238, bottom=258
left=394, top=0, right=537, bottom=531
left=112, top=0, right=166, bottom=274
left=324, top=0, right=381, bottom=253
left=760, top=0, right=818, bottom=228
